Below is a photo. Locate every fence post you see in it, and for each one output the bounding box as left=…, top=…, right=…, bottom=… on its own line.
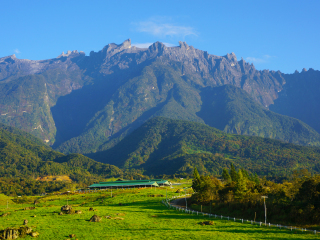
left=251, top=220, right=253, bottom=224
left=221, top=215, right=222, bottom=219
left=260, top=222, right=262, bottom=227
left=314, top=230, right=316, bottom=234
left=234, top=217, right=235, bottom=222
left=242, top=219, right=243, bottom=223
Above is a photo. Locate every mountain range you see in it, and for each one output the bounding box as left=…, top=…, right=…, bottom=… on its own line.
left=0, top=39, right=319, bottom=159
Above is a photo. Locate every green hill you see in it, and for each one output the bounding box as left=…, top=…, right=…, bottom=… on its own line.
left=91, top=117, right=320, bottom=177
left=0, top=123, right=122, bottom=180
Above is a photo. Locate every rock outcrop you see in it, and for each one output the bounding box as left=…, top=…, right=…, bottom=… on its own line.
left=0, top=226, right=35, bottom=239
left=60, top=205, right=75, bottom=214
left=89, top=215, right=101, bottom=222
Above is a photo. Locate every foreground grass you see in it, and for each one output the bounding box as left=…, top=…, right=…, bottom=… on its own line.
left=0, top=187, right=319, bottom=240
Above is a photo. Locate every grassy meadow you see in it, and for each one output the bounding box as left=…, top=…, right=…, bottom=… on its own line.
left=0, top=185, right=319, bottom=240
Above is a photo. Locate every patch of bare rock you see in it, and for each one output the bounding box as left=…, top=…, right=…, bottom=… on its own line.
left=0, top=225, right=39, bottom=239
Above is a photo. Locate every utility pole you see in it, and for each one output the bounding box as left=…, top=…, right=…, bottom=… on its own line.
left=261, top=196, right=268, bottom=225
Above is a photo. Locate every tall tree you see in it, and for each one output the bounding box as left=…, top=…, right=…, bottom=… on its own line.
left=230, top=163, right=238, bottom=182
left=222, top=168, right=231, bottom=182
left=235, top=169, right=247, bottom=196
left=192, top=167, right=202, bottom=192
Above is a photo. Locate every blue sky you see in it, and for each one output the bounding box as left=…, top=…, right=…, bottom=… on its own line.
left=1, top=0, right=319, bottom=73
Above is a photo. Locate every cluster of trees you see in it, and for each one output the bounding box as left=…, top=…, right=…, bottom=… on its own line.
left=191, top=166, right=320, bottom=225
left=0, top=177, right=74, bottom=196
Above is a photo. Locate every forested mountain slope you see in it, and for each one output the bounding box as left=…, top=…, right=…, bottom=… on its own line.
left=270, top=68, right=320, bottom=134
left=0, top=123, right=122, bottom=179
left=92, top=117, right=320, bottom=177
left=197, top=85, right=320, bottom=146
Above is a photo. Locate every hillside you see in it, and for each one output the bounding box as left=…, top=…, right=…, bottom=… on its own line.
left=270, top=68, right=320, bottom=134
left=0, top=123, right=122, bottom=180
left=91, top=117, right=320, bottom=177
left=197, top=85, right=320, bottom=146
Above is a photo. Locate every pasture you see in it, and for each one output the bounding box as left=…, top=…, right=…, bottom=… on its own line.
left=0, top=186, right=318, bottom=239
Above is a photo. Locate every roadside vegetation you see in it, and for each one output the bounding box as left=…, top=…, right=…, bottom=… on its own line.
left=191, top=166, right=320, bottom=229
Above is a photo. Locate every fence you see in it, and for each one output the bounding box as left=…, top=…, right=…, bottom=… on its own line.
left=162, top=195, right=319, bottom=236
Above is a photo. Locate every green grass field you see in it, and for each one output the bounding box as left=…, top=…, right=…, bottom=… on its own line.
left=0, top=186, right=319, bottom=240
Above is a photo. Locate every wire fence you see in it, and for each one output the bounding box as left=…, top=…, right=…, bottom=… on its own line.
left=162, top=195, right=319, bottom=236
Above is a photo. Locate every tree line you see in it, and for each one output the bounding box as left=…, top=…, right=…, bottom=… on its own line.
left=191, top=165, right=320, bottom=226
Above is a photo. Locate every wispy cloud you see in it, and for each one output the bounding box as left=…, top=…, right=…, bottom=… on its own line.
left=133, top=18, right=197, bottom=38
left=14, top=49, right=21, bottom=54
left=132, top=42, right=176, bottom=48
left=245, top=55, right=276, bottom=64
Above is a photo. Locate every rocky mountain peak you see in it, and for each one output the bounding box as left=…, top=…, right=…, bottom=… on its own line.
left=178, top=41, right=189, bottom=49
left=225, top=52, right=237, bottom=61
left=148, top=41, right=167, bottom=53
left=104, top=39, right=131, bottom=52
left=121, top=39, right=131, bottom=49
left=0, top=55, right=16, bottom=64
left=57, top=50, right=84, bottom=58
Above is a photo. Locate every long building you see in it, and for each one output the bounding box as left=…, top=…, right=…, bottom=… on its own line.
left=88, top=179, right=171, bottom=189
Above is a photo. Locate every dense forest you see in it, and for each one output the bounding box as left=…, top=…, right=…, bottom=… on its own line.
left=191, top=166, right=320, bottom=226
left=0, top=123, right=143, bottom=196
left=94, top=117, right=320, bottom=178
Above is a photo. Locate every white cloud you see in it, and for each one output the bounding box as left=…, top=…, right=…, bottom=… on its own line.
left=133, top=18, right=197, bottom=38
left=132, top=42, right=153, bottom=48
left=14, top=49, right=21, bottom=54
left=163, top=42, right=176, bottom=47
left=246, top=55, right=276, bottom=64
left=246, top=57, right=266, bottom=63
left=132, top=42, right=176, bottom=48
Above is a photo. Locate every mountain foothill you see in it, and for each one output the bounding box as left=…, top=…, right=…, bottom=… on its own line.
left=0, top=39, right=320, bottom=180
